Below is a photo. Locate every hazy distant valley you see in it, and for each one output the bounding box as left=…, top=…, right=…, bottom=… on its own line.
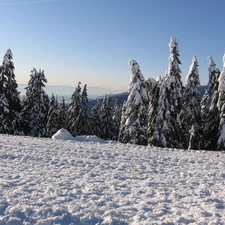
left=18, top=84, right=207, bottom=112
left=18, top=84, right=127, bottom=102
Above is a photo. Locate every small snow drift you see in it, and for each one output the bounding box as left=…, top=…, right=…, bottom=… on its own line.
left=52, top=128, right=74, bottom=140
left=74, top=135, right=108, bottom=143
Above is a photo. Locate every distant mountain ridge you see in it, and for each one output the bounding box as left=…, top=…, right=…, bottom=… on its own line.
left=18, top=84, right=126, bottom=102
left=18, top=84, right=208, bottom=111
left=87, top=85, right=208, bottom=112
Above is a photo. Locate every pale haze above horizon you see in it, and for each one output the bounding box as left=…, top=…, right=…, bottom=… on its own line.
left=0, top=0, right=225, bottom=94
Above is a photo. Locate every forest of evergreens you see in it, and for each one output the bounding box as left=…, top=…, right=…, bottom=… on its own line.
left=1, top=37, right=225, bottom=150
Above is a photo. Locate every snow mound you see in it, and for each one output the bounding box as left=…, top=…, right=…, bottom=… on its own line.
left=74, top=135, right=108, bottom=143
left=52, top=128, right=74, bottom=140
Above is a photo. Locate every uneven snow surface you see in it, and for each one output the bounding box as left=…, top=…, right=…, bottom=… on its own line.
left=0, top=134, right=225, bottom=224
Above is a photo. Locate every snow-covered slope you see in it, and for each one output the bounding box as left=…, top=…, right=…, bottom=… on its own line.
left=0, top=134, right=225, bottom=224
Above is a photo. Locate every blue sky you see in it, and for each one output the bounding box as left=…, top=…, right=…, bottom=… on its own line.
left=0, top=0, right=225, bottom=93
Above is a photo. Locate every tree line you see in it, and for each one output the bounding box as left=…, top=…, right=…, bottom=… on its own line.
left=0, top=37, right=225, bottom=150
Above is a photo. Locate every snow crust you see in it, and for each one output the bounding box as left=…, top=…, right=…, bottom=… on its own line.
left=1, top=134, right=225, bottom=224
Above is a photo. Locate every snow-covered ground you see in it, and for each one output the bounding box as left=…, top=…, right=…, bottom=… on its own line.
left=0, top=132, right=225, bottom=224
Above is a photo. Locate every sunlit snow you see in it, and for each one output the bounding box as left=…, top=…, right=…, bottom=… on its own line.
left=0, top=134, right=225, bottom=224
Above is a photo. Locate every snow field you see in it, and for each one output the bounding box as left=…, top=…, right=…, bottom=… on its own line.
left=0, top=134, right=225, bottom=224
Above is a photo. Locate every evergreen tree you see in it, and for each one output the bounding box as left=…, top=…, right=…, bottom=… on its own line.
left=67, top=82, right=82, bottom=136
left=148, top=77, right=169, bottom=147
left=46, top=93, right=59, bottom=137
left=165, top=37, right=184, bottom=148
left=89, top=99, right=101, bottom=137
left=0, top=49, right=23, bottom=134
left=181, top=56, right=201, bottom=149
left=146, top=77, right=160, bottom=146
left=57, top=96, right=68, bottom=129
left=0, top=92, right=10, bottom=134
left=77, top=84, right=91, bottom=135
left=112, top=98, right=121, bottom=141
left=200, top=57, right=220, bottom=150
left=99, top=94, right=114, bottom=140
left=118, top=100, right=127, bottom=142
left=0, top=56, right=11, bottom=133
left=150, top=38, right=184, bottom=148
left=21, top=68, right=49, bottom=137
left=217, top=53, right=225, bottom=150
left=119, top=60, right=148, bottom=145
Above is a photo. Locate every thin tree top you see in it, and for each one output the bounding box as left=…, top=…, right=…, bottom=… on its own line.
left=5, top=49, right=13, bottom=60
left=169, top=37, right=179, bottom=53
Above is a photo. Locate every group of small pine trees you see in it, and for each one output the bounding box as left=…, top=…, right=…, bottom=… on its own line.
left=1, top=36, right=225, bottom=150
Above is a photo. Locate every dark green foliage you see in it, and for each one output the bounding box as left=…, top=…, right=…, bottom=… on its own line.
left=200, top=57, right=220, bottom=150
left=146, top=78, right=160, bottom=146
left=99, top=95, right=114, bottom=140
left=21, top=68, right=49, bottom=137
left=46, top=93, right=59, bottom=137
left=89, top=99, right=101, bottom=137
left=0, top=49, right=23, bottom=135
left=112, top=98, right=122, bottom=141
left=57, top=96, right=68, bottom=130
left=181, top=56, right=201, bottom=149
left=149, top=38, right=184, bottom=148
left=67, top=82, right=82, bottom=136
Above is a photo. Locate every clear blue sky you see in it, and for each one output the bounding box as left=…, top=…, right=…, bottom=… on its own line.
left=0, top=0, right=225, bottom=93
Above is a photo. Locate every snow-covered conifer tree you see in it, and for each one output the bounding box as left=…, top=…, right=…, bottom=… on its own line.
left=21, top=68, right=49, bottom=137
left=119, top=60, right=148, bottom=145
left=150, top=38, right=184, bottom=148
left=148, top=77, right=169, bottom=147
left=112, top=98, right=121, bottom=141
left=181, top=56, right=201, bottom=149
left=200, top=57, right=220, bottom=150
left=118, top=100, right=127, bottom=142
left=99, top=94, right=114, bottom=140
left=67, top=82, right=82, bottom=136
left=77, top=84, right=91, bottom=135
left=89, top=99, right=101, bottom=137
left=0, top=49, right=23, bottom=134
left=146, top=77, right=160, bottom=145
left=164, top=37, right=184, bottom=148
left=217, top=53, right=225, bottom=150
left=46, top=93, right=59, bottom=137
left=0, top=92, right=10, bottom=134
left=57, top=96, right=68, bottom=129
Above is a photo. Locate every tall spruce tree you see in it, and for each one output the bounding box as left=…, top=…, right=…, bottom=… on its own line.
left=148, top=77, right=169, bottom=147
left=57, top=96, right=68, bottom=129
left=181, top=56, right=201, bottom=149
left=89, top=99, right=101, bottom=137
left=99, top=94, right=114, bottom=140
left=119, top=60, right=148, bottom=145
left=146, top=77, right=160, bottom=146
left=118, top=100, right=127, bottom=142
left=78, top=84, right=91, bottom=135
left=67, top=82, right=82, bottom=136
left=0, top=52, right=11, bottom=133
left=46, top=93, right=59, bottom=137
left=150, top=37, right=184, bottom=148
left=200, top=57, right=220, bottom=150
left=112, top=98, right=121, bottom=141
left=0, top=49, right=23, bottom=134
left=0, top=89, right=10, bottom=134
left=217, top=53, right=225, bottom=150
left=21, top=68, right=49, bottom=137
